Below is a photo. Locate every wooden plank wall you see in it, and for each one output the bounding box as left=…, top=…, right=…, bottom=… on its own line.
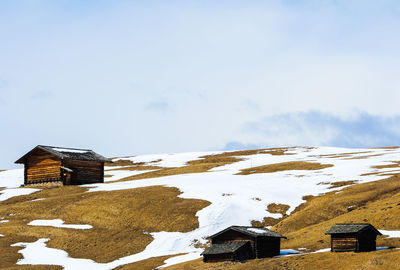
left=63, top=160, right=103, bottom=184
left=256, top=237, right=280, bottom=258
left=235, top=242, right=253, bottom=261
left=357, top=234, right=376, bottom=251
left=26, top=151, right=61, bottom=183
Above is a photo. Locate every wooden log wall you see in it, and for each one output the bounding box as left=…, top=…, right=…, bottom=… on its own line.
left=63, top=160, right=104, bottom=184
left=25, top=151, right=62, bottom=183
left=332, top=237, right=357, bottom=251
left=203, top=253, right=233, bottom=262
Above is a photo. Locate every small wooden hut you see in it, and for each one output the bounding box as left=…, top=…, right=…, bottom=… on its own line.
left=202, top=226, right=286, bottom=262
left=325, top=223, right=382, bottom=252
left=15, top=145, right=111, bottom=186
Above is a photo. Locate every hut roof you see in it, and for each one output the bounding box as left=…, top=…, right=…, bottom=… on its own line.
left=325, top=223, right=382, bottom=235
left=201, top=241, right=249, bottom=255
left=208, top=226, right=287, bottom=239
left=15, top=145, right=112, bottom=164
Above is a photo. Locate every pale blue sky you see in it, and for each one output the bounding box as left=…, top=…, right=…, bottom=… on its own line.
left=1, top=0, right=400, bottom=168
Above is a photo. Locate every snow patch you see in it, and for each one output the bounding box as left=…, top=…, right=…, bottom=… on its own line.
left=0, top=220, right=9, bottom=223
left=158, top=252, right=202, bottom=269
left=12, top=239, right=101, bottom=269
left=0, top=169, right=24, bottom=188
left=28, top=219, right=92, bottom=230
left=380, top=230, right=400, bottom=238
left=104, top=169, right=156, bottom=182
left=312, top=248, right=331, bottom=253
left=247, top=228, right=268, bottom=234
left=51, top=147, right=88, bottom=153
left=0, top=169, right=40, bottom=201
left=11, top=237, right=201, bottom=270
left=0, top=188, right=40, bottom=202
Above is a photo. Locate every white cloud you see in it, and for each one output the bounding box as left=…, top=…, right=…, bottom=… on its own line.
left=226, top=111, right=400, bottom=149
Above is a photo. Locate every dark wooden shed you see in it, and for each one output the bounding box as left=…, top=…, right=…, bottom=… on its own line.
left=325, top=223, right=382, bottom=252
left=202, top=241, right=252, bottom=262
left=201, top=226, right=286, bottom=262
left=15, top=145, right=111, bottom=186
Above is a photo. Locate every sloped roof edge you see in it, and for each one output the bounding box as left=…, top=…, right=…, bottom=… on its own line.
left=325, top=223, right=382, bottom=235
left=15, top=145, right=112, bottom=163
left=207, top=225, right=287, bottom=239
left=201, top=241, right=250, bottom=255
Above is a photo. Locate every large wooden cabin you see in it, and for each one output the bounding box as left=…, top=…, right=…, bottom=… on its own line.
left=15, top=145, right=111, bottom=186
left=202, top=226, right=286, bottom=262
left=325, top=223, right=382, bottom=252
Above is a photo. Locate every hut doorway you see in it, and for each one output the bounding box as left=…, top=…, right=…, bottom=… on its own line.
left=65, top=172, right=72, bottom=185
left=62, top=166, right=74, bottom=185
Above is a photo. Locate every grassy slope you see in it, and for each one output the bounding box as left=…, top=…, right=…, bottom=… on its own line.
left=109, top=148, right=290, bottom=183
left=0, top=186, right=209, bottom=268
left=166, top=174, right=400, bottom=270
left=2, top=147, right=400, bottom=269
left=165, top=249, right=400, bottom=270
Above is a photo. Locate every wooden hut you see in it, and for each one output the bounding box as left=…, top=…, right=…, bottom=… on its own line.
left=325, top=223, right=382, bottom=252
left=202, top=226, right=286, bottom=262
left=15, top=145, right=111, bottom=186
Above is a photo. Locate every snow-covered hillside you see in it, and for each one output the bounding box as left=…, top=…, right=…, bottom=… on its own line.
left=1, top=146, right=400, bottom=269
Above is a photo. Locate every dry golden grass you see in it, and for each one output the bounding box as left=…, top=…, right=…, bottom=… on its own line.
left=316, top=151, right=371, bottom=159
left=215, top=148, right=293, bottom=157
left=4, top=266, right=62, bottom=270
left=110, top=155, right=242, bottom=182
left=370, top=146, right=400, bottom=149
left=251, top=203, right=291, bottom=227
left=267, top=203, right=290, bottom=216
left=237, top=161, right=333, bottom=175
left=272, top=175, right=400, bottom=252
left=251, top=217, right=280, bottom=227
left=343, top=154, right=385, bottom=160
left=0, top=186, right=209, bottom=268
left=165, top=249, right=400, bottom=270
left=106, top=159, right=137, bottom=166
left=106, top=165, right=162, bottom=171
left=5, top=148, right=400, bottom=269
left=116, top=163, right=235, bottom=182
left=318, top=180, right=358, bottom=189
left=115, top=255, right=177, bottom=270
left=0, top=148, right=296, bottom=268
left=372, top=161, right=400, bottom=169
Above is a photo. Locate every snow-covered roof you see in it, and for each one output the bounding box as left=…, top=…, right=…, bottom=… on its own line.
left=208, top=226, right=286, bottom=239
left=15, top=145, right=111, bottom=163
